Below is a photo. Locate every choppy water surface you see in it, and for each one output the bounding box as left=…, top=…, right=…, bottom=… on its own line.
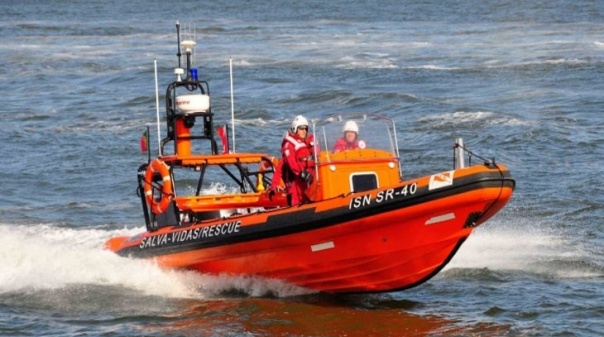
left=1, top=1, right=603, bottom=336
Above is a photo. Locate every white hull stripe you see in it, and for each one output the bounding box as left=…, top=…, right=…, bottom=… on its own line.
left=311, top=241, right=335, bottom=252
left=425, top=213, right=456, bottom=225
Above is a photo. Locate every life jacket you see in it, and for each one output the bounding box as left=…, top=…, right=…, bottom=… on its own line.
left=281, top=133, right=313, bottom=182
left=333, top=137, right=359, bottom=152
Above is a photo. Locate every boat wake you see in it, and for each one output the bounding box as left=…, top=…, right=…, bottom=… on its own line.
left=5, top=219, right=595, bottom=303
left=444, top=220, right=603, bottom=280
left=0, top=224, right=312, bottom=299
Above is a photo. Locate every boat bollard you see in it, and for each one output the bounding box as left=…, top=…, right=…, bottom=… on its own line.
left=455, top=137, right=465, bottom=169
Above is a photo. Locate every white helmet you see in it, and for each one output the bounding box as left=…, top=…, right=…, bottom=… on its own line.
left=343, top=120, right=359, bottom=134
left=291, top=115, right=309, bottom=133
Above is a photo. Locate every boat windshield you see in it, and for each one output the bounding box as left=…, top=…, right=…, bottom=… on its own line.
left=312, top=113, right=400, bottom=163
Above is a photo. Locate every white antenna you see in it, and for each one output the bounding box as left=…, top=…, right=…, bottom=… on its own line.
left=154, top=59, right=161, bottom=155
left=229, top=57, right=236, bottom=153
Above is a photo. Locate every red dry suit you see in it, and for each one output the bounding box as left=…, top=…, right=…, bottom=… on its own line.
left=333, top=138, right=360, bottom=152
left=280, top=133, right=315, bottom=206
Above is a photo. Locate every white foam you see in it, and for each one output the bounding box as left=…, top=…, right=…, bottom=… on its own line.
left=0, top=224, right=312, bottom=298
left=540, top=58, right=586, bottom=65
left=193, top=274, right=315, bottom=297
left=417, top=111, right=530, bottom=127
left=336, top=55, right=398, bottom=69
left=447, top=223, right=601, bottom=279
left=405, top=64, right=460, bottom=71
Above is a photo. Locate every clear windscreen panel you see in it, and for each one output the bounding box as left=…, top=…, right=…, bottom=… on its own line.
left=312, top=113, right=399, bottom=163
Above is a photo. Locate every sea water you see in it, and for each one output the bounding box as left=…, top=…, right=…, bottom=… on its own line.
left=1, top=0, right=602, bottom=336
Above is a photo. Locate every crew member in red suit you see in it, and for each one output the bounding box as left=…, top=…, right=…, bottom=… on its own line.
left=277, top=115, right=315, bottom=206
left=333, top=120, right=365, bottom=152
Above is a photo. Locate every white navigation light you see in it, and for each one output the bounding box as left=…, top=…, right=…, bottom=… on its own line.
left=175, top=94, right=210, bottom=114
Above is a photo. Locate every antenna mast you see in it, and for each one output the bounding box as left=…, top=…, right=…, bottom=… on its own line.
left=176, top=20, right=182, bottom=68
left=230, top=57, right=236, bottom=153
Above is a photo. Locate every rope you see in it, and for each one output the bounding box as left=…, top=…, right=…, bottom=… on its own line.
left=453, top=142, right=507, bottom=227
left=453, top=142, right=495, bottom=166
left=141, top=172, right=175, bottom=198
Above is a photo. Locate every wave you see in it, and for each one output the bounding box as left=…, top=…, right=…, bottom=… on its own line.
left=403, top=65, right=461, bottom=71
left=225, top=51, right=598, bottom=71
left=416, top=110, right=531, bottom=129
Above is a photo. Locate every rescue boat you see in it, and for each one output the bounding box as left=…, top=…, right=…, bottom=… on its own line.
left=105, top=23, right=515, bottom=294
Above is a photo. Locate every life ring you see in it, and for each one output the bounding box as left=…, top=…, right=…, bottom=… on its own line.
left=144, top=159, right=174, bottom=214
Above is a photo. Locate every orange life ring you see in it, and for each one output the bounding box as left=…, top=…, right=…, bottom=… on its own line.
left=144, top=159, right=174, bottom=214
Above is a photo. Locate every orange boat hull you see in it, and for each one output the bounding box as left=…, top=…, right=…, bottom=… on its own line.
left=106, top=164, right=514, bottom=293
